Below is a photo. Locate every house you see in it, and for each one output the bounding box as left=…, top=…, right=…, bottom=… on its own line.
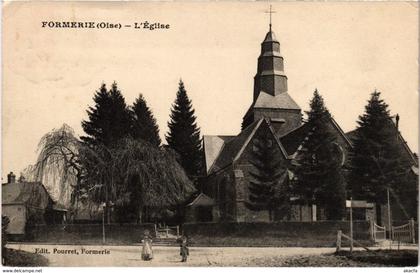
left=184, top=192, right=216, bottom=223
left=2, top=172, right=67, bottom=235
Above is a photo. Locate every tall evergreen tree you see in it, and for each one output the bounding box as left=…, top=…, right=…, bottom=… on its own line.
left=307, top=89, right=331, bottom=122
left=348, top=91, right=409, bottom=205
left=166, top=80, right=202, bottom=183
left=293, top=90, right=346, bottom=220
left=131, top=94, right=161, bottom=147
left=81, top=82, right=132, bottom=147
left=246, top=135, right=288, bottom=221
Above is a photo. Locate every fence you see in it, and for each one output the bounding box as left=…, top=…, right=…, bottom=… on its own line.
left=154, top=224, right=179, bottom=238
left=391, top=219, right=416, bottom=244
left=372, top=222, right=387, bottom=242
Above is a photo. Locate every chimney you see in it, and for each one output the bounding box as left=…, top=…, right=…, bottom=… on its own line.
left=7, top=172, right=16, bottom=183
left=395, top=114, right=400, bottom=130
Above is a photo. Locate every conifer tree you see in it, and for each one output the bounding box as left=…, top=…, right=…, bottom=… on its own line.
left=166, top=80, right=202, bottom=183
left=81, top=82, right=131, bottom=147
left=293, top=89, right=346, bottom=220
left=247, top=135, right=288, bottom=221
left=348, top=91, right=409, bottom=205
left=131, top=94, right=161, bottom=147
left=307, top=89, right=331, bottom=122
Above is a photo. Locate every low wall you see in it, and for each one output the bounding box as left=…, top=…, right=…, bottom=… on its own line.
left=182, top=221, right=372, bottom=247
left=14, top=223, right=155, bottom=245
left=11, top=221, right=372, bottom=247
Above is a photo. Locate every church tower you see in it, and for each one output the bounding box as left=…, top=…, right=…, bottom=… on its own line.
left=242, top=25, right=302, bottom=136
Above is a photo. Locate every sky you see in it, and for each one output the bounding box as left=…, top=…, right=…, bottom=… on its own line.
left=2, top=1, right=419, bottom=179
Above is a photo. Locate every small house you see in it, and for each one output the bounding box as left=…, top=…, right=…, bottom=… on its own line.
left=2, top=173, right=66, bottom=235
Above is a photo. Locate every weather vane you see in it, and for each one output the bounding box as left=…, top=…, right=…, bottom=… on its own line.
left=265, top=4, right=276, bottom=31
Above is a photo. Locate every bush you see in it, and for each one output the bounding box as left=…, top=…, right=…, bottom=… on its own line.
left=3, top=249, right=48, bottom=266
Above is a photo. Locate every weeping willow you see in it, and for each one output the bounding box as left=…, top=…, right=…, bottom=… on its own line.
left=27, top=124, right=83, bottom=210
left=27, top=124, right=195, bottom=223
left=80, top=137, right=196, bottom=223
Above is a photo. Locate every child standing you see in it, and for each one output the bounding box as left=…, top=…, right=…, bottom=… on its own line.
left=179, top=235, right=189, bottom=262
left=141, top=229, right=153, bottom=261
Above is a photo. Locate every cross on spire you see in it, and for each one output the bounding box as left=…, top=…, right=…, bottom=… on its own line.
left=265, top=5, right=276, bottom=31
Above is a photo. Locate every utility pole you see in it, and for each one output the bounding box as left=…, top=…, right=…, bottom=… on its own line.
left=387, top=187, right=392, bottom=249
left=350, top=197, right=353, bottom=253
left=102, top=202, right=106, bottom=244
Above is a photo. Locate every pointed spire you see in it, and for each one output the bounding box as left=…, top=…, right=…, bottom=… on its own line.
left=266, top=5, right=275, bottom=32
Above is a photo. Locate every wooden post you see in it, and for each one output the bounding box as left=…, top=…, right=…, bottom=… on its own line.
left=154, top=224, right=157, bottom=238
left=177, top=225, right=180, bottom=237
left=350, top=197, right=353, bottom=254
left=102, top=204, right=106, bottom=244
left=387, top=188, right=392, bottom=240
left=410, top=218, right=416, bottom=244
left=336, top=230, right=342, bottom=252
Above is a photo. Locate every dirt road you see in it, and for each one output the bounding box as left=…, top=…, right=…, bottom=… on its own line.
left=7, top=243, right=417, bottom=266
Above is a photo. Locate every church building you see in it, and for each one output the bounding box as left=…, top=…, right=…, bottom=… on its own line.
left=197, top=25, right=418, bottom=223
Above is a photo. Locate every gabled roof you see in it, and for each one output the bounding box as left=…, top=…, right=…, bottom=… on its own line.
left=203, top=135, right=235, bottom=174
left=206, top=118, right=288, bottom=174
left=186, top=193, right=215, bottom=207
left=411, top=166, right=419, bottom=175
left=345, top=120, right=418, bottom=166
left=279, top=115, right=353, bottom=157
left=279, top=122, right=312, bottom=156
left=329, top=117, right=353, bottom=148
left=208, top=119, right=262, bottom=174
left=2, top=182, right=52, bottom=209
left=345, top=129, right=358, bottom=142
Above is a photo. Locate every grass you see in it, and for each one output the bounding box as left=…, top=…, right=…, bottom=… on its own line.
left=335, top=249, right=418, bottom=267
left=3, top=248, right=49, bottom=267
left=245, top=250, right=418, bottom=267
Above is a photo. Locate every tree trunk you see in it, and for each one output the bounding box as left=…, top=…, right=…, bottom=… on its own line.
left=138, top=207, right=143, bottom=223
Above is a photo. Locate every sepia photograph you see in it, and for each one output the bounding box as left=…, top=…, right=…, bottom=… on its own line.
left=1, top=1, right=419, bottom=268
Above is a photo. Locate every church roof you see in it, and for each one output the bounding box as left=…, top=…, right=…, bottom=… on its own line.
left=280, top=115, right=352, bottom=157
left=263, top=30, right=278, bottom=43
left=186, top=193, right=215, bottom=207
left=345, top=119, right=418, bottom=166
left=280, top=122, right=312, bottom=156
left=208, top=119, right=262, bottom=174
left=254, top=91, right=301, bottom=110
left=205, top=118, right=289, bottom=175
left=203, top=135, right=235, bottom=174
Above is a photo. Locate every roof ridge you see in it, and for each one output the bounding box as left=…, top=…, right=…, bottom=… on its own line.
left=233, top=119, right=264, bottom=162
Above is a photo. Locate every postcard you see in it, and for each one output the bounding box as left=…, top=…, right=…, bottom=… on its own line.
left=2, top=1, right=418, bottom=268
